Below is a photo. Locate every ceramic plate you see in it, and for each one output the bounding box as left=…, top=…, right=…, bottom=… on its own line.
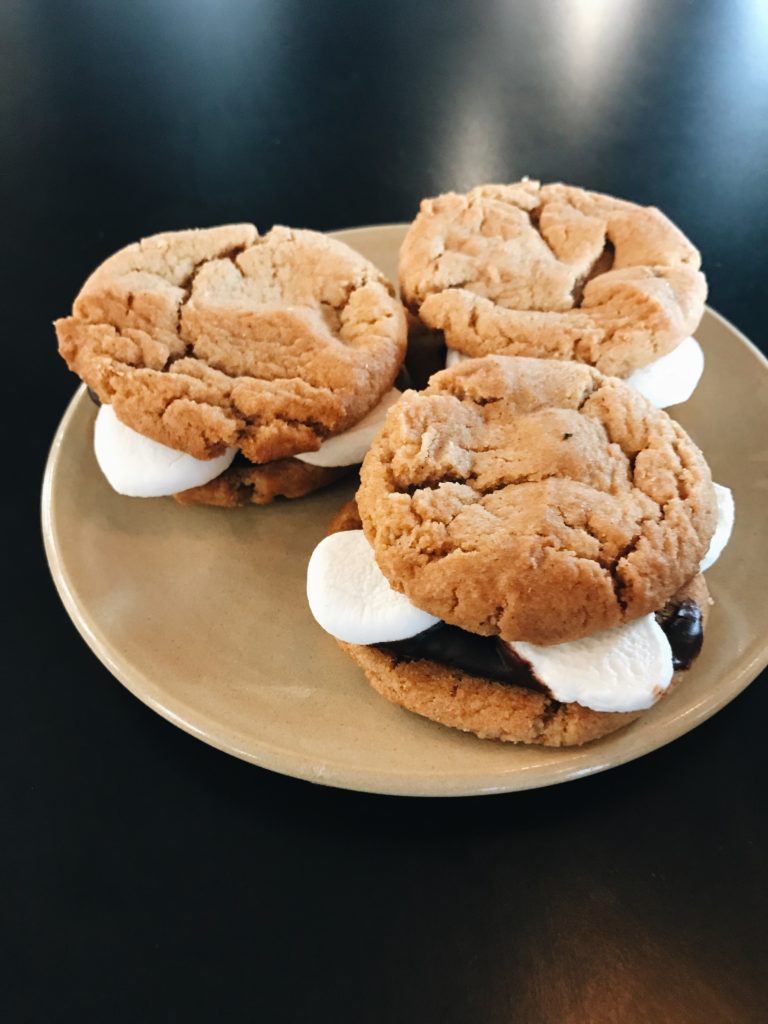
left=42, top=224, right=768, bottom=796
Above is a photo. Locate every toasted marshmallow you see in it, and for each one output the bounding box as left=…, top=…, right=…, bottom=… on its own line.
left=510, top=615, right=674, bottom=713
left=295, top=389, right=402, bottom=467
left=445, top=336, right=705, bottom=409
left=94, top=404, right=237, bottom=497
left=625, top=336, right=704, bottom=408
left=700, top=482, right=735, bottom=572
left=306, top=529, right=439, bottom=644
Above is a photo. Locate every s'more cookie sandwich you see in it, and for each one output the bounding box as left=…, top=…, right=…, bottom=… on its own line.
left=307, top=357, right=734, bottom=746
left=400, top=181, right=707, bottom=409
left=56, top=224, right=406, bottom=506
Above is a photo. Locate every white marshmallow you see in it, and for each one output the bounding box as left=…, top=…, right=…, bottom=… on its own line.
left=445, top=336, right=705, bottom=409
left=700, top=482, right=735, bottom=572
left=511, top=615, right=674, bottom=713
left=94, top=404, right=237, bottom=497
left=295, top=389, right=402, bottom=467
left=306, top=530, right=439, bottom=644
left=625, top=336, right=704, bottom=408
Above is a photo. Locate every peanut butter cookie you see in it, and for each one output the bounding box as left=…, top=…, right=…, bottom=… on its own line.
left=57, top=224, right=407, bottom=466
left=357, top=356, right=716, bottom=646
left=399, top=182, right=706, bottom=377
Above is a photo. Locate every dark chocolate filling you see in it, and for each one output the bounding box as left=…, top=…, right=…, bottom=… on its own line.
left=378, top=623, right=549, bottom=692
left=654, top=598, right=703, bottom=670
left=376, top=600, right=703, bottom=692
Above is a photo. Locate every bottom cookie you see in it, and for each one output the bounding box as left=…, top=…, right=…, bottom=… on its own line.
left=174, top=458, right=352, bottom=507
left=328, top=500, right=712, bottom=747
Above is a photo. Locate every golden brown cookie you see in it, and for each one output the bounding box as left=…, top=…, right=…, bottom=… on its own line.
left=57, top=224, right=407, bottom=463
left=329, top=499, right=711, bottom=746
left=399, top=181, right=706, bottom=377
left=174, top=458, right=351, bottom=507
left=358, top=356, right=716, bottom=646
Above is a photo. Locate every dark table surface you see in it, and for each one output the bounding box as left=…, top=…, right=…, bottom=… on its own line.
left=4, top=2, right=767, bottom=1021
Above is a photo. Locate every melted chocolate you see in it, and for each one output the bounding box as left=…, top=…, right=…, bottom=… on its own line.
left=655, top=599, right=703, bottom=670
left=378, top=623, right=546, bottom=692
left=376, top=601, right=703, bottom=688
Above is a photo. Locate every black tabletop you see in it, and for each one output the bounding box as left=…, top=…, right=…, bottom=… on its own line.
left=5, top=2, right=767, bottom=1021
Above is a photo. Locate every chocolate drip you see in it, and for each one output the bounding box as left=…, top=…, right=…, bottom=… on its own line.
left=376, top=601, right=703, bottom=687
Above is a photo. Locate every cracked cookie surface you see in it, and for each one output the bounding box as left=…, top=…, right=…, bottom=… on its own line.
left=357, top=356, right=716, bottom=645
left=57, top=225, right=407, bottom=462
left=399, top=181, right=706, bottom=377
left=328, top=500, right=711, bottom=746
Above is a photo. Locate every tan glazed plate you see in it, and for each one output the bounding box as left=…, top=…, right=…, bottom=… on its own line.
left=42, top=224, right=768, bottom=797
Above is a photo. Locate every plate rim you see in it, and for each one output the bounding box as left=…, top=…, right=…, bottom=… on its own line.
left=42, top=223, right=768, bottom=797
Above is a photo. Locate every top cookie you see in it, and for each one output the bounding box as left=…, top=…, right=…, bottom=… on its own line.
left=357, top=356, right=716, bottom=646
left=399, top=181, right=706, bottom=377
left=56, top=225, right=407, bottom=462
